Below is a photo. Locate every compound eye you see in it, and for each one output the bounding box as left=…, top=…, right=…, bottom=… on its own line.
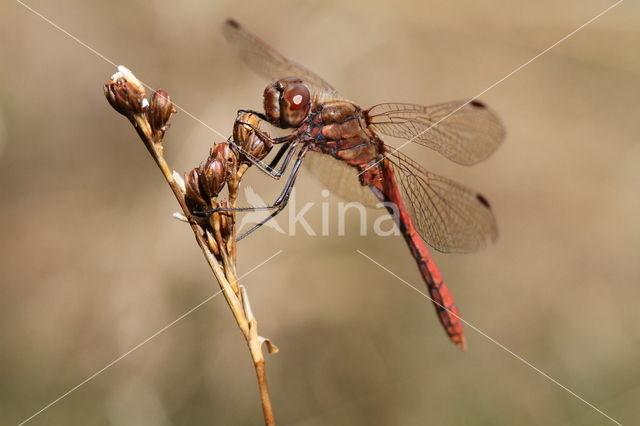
left=283, top=84, right=310, bottom=110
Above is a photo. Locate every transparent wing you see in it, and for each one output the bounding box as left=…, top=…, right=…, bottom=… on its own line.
left=367, top=101, right=506, bottom=166
left=386, top=150, right=498, bottom=253
left=304, top=151, right=380, bottom=208
left=224, top=19, right=342, bottom=102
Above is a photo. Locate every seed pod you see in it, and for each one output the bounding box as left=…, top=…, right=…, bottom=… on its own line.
left=184, top=168, right=207, bottom=213
left=104, top=66, right=147, bottom=116
left=212, top=142, right=238, bottom=179
left=233, top=112, right=261, bottom=143
left=200, top=157, right=227, bottom=199
left=242, top=130, right=272, bottom=163
left=148, top=89, right=176, bottom=134
left=233, top=113, right=272, bottom=164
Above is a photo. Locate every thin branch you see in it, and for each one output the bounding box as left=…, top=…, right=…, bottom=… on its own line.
left=104, top=66, right=278, bottom=426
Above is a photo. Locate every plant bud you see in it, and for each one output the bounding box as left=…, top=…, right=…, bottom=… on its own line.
left=233, top=113, right=272, bottom=163
left=184, top=168, right=207, bottom=212
left=200, top=158, right=227, bottom=199
left=242, top=131, right=273, bottom=163
left=212, top=142, right=238, bottom=179
left=233, top=112, right=260, bottom=142
left=149, top=89, right=176, bottom=133
left=104, top=66, right=147, bottom=116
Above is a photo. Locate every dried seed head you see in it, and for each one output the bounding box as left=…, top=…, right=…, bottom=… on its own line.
left=149, top=89, right=176, bottom=134
left=233, top=113, right=272, bottom=163
left=104, top=66, right=147, bottom=116
left=233, top=112, right=260, bottom=143
left=212, top=142, right=238, bottom=178
left=116, top=66, right=146, bottom=95
left=242, top=130, right=272, bottom=163
left=184, top=168, right=207, bottom=212
left=200, top=157, right=227, bottom=199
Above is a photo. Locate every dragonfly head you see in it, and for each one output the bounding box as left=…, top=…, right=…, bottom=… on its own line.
left=263, top=77, right=311, bottom=129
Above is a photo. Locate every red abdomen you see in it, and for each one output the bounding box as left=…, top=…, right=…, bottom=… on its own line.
left=370, top=158, right=466, bottom=349
left=306, top=100, right=466, bottom=348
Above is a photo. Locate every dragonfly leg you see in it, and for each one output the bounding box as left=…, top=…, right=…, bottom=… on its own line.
left=193, top=145, right=308, bottom=218
left=237, top=109, right=268, bottom=122
left=258, top=137, right=300, bottom=179
left=236, top=146, right=309, bottom=241
left=230, top=120, right=299, bottom=179
left=266, top=143, right=291, bottom=173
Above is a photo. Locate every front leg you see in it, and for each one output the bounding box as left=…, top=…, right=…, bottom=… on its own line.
left=236, top=145, right=310, bottom=240
left=231, top=111, right=299, bottom=179
left=193, top=146, right=310, bottom=242
left=237, top=108, right=268, bottom=122
left=231, top=128, right=298, bottom=179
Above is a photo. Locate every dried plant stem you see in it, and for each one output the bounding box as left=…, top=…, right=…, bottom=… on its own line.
left=105, top=68, right=276, bottom=426
left=133, top=114, right=275, bottom=426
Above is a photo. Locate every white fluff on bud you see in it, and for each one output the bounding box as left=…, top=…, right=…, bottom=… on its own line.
left=111, top=65, right=147, bottom=100
left=116, top=65, right=138, bottom=83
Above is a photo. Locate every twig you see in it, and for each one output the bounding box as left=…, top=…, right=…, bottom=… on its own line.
left=104, top=66, right=278, bottom=426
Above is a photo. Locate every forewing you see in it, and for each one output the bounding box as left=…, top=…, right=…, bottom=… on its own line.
left=224, top=19, right=342, bottom=101
left=304, top=152, right=381, bottom=207
left=367, top=101, right=505, bottom=166
left=387, top=150, right=498, bottom=253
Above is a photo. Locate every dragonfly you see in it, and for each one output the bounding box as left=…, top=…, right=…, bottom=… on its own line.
left=217, top=19, right=506, bottom=349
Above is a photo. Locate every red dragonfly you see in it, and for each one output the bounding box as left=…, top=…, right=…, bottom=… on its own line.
left=220, top=20, right=505, bottom=349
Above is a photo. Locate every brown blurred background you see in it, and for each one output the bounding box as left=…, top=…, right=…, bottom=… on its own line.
left=1, top=1, right=639, bottom=425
